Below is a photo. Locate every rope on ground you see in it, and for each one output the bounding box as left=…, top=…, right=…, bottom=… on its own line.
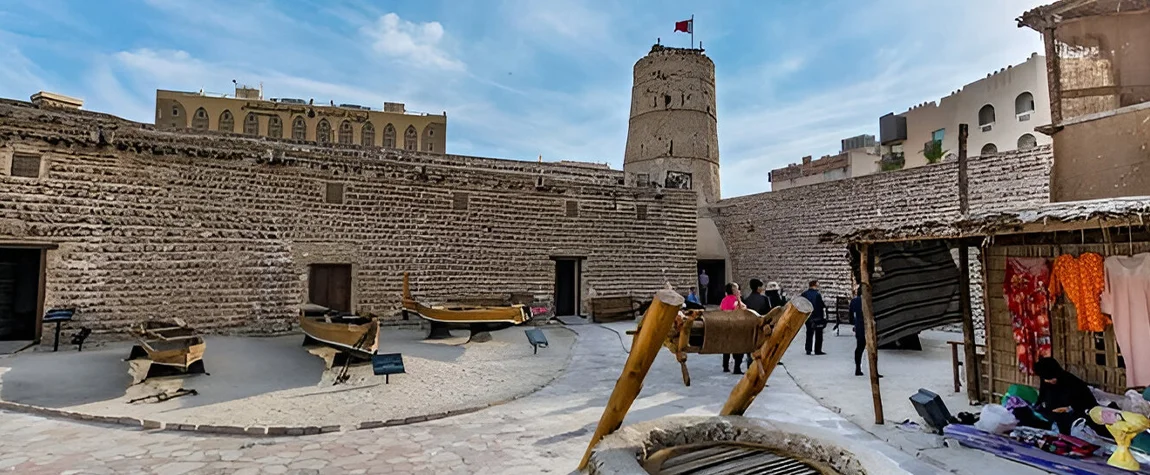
left=555, top=319, right=631, bottom=354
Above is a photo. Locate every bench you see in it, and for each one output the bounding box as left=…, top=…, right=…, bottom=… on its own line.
left=591, top=296, right=641, bottom=323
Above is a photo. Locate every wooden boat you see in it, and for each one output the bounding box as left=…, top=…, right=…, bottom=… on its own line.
left=401, top=273, right=531, bottom=339
left=298, top=303, right=379, bottom=360
left=126, top=319, right=206, bottom=385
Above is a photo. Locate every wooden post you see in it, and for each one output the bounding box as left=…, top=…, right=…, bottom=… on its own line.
left=957, top=124, right=969, bottom=217
left=721, top=299, right=813, bottom=416
left=859, top=244, right=884, bottom=425
left=957, top=243, right=980, bottom=403
left=1043, top=27, right=1062, bottom=126
left=579, top=288, right=684, bottom=470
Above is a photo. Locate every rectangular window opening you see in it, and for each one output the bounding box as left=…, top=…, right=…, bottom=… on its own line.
left=325, top=183, right=345, bottom=204
left=10, top=153, right=41, bottom=178
left=565, top=200, right=579, bottom=218
left=636, top=204, right=648, bottom=220
left=453, top=192, right=469, bottom=211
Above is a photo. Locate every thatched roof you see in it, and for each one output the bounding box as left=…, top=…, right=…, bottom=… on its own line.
left=1018, top=0, right=1150, bottom=30
left=823, top=196, right=1150, bottom=244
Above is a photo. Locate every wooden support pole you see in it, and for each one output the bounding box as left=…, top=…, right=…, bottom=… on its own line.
left=957, top=124, right=969, bottom=217
left=957, top=243, right=980, bottom=404
left=579, top=288, right=684, bottom=470
left=1043, top=28, right=1063, bottom=127
left=859, top=244, right=884, bottom=425
left=721, top=299, right=812, bottom=416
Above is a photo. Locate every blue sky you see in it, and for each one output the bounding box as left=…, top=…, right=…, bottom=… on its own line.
left=0, top=0, right=1046, bottom=197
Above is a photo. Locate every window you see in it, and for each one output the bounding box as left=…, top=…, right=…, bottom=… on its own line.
left=268, top=116, right=283, bottom=138
left=565, top=200, right=579, bottom=218
left=980, top=143, right=998, bottom=156
left=665, top=171, right=692, bottom=190
left=292, top=116, right=307, bottom=140
left=338, top=120, right=353, bottom=144
left=422, top=125, right=435, bottom=152
left=171, top=106, right=179, bottom=117
left=636, top=204, right=648, bottom=220
left=243, top=113, right=259, bottom=135
left=978, top=104, right=995, bottom=127
left=361, top=122, right=375, bottom=146
left=219, top=110, right=234, bottom=133
left=192, top=108, right=209, bottom=131
left=383, top=124, right=396, bottom=148
left=1017, top=134, right=1037, bottom=150
left=404, top=125, right=418, bottom=151
left=452, top=192, right=469, bottom=211
left=636, top=173, right=650, bottom=187
left=1015, top=92, right=1035, bottom=115
left=325, top=182, right=344, bottom=204
left=931, top=129, right=944, bottom=142
left=316, top=119, right=331, bottom=144
left=10, top=152, right=41, bottom=178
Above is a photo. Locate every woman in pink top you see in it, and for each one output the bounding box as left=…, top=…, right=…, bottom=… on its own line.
left=720, top=282, right=746, bottom=311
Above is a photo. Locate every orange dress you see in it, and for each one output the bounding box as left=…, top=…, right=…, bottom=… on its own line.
left=1049, top=252, right=1110, bottom=332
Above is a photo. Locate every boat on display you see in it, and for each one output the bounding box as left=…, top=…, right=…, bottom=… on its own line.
left=401, top=272, right=532, bottom=339
left=298, top=303, right=379, bottom=359
left=126, top=319, right=207, bottom=385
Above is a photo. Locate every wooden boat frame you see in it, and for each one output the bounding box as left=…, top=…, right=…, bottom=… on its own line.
left=401, top=273, right=531, bottom=339
left=126, top=319, right=206, bottom=384
left=298, top=304, right=379, bottom=360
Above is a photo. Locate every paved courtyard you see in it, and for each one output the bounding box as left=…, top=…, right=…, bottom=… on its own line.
left=0, top=323, right=1037, bottom=474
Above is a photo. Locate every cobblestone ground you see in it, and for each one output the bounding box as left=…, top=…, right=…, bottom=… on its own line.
left=0, top=324, right=1013, bottom=474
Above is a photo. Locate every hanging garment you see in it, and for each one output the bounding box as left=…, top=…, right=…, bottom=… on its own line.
left=1100, top=253, right=1150, bottom=388
left=1049, top=252, right=1109, bottom=332
left=1004, top=257, right=1053, bottom=374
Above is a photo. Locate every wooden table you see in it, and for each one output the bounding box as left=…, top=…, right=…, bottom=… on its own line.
left=947, top=340, right=985, bottom=393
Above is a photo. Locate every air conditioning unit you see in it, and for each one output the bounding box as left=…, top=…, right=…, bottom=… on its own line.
left=981, top=125, right=993, bottom=132
left=1018, top=113, right=1031, bottom=122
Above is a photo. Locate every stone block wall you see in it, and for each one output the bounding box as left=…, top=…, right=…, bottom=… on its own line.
left=713, top=146, right=1053, bottom=329
left=0, top=100, right=697, bottom=338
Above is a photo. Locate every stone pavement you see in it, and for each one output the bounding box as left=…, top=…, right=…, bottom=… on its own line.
left=0, top=324, right=1031, bottom=474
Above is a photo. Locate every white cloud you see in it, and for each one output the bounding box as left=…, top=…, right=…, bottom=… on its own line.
left=363, top=13, right=464, bottom=71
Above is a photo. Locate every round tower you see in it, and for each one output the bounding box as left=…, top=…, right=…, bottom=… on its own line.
left=623, top=44, right=719, bottom=206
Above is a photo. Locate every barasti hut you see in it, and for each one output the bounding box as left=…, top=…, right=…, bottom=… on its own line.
left=826, top=196, right=1150, bottom=424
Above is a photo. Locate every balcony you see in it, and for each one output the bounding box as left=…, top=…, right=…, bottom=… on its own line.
left=880, top=152, right=905, bottom=171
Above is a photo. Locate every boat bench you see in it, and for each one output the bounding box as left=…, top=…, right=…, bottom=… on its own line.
left=591, top=296, right=642, bottom=323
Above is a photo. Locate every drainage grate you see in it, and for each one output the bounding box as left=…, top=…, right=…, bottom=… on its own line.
left=645, top=443, right=830, bottom=475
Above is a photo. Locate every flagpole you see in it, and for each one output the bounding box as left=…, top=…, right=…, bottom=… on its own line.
left=690, top=14, right=694, bottom=49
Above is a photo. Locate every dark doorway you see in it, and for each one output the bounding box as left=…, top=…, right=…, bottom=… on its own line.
left=696, top=259, right=726, bottom=306
left=308, top=264, right=352, bottom=313
left=554, top=258, right=582, bottom=316
left=0, top=248, right=42, bottom=341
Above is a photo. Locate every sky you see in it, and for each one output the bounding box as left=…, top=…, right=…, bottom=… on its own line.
left=0, top=0, right=1048, bottom=198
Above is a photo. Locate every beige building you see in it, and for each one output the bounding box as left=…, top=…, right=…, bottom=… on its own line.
left=880, top=53, right=1052, bottom=170
left=155, top=85, right=447, bottom=153
left=767, top=135, right=879, bottom=191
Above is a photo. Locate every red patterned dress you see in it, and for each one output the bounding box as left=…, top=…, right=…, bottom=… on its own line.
left=1004, top=257, right=1053, bottom=374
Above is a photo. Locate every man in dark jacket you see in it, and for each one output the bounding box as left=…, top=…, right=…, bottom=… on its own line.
left=850, top=289, right=865, bottom=375
left=763, top=282, right=786, bottom=311
left=800, top=280, right=827, bottom=356
left=743, top=279, right=769, bottom=315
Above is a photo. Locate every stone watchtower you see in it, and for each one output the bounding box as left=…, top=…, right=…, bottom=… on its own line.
left=623, top=44, right=720, bottom=206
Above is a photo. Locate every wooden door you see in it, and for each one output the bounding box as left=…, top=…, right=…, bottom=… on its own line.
left=554, top=259, right=581, bottom=316
left=309, top=264, right=352, bottom=313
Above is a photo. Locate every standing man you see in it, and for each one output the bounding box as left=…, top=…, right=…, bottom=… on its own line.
left=764, top=282, right=787, bottom=312
left=850, top=287, right=865, bottom=375
left=698, top=269, right=710, bottom=305
left=743, top=279, right=769, bottom=315
left=800, top=280, right=828, bottom=356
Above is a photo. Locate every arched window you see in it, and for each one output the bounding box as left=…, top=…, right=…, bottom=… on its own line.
left=316, top=119, right=331, bottom=144
left=192, top=107, right=209, bottom=131
left=1017, top=134, right=1037, bottom=150
left=161, top=101, right=187, bottom=128
left=219, top=110, right=234, bottom=132
left=292, top=116, right=307, bottom=140
left=338, top=120, right=353, bottom=144
left=978, top=104, right=995, bottom=126
left=1015, top=92, right=1035, bottom=115
left=383, top=124, right=396, bottom=148
left=404, top=125, right=418, bottom=151
left=361, top=122, right=375, bottom=146
left=268, top=116, right=283, bottom=138
left=980, top=143, right=998, bottom=156
left=243, top=113, right=259, bottom=135
left=422, top=125, right=436, bottom=152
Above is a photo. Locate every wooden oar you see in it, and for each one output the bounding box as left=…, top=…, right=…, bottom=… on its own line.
left=578, top=288, right=683, bottom=470
left=721, top=297, right=812, bottom=416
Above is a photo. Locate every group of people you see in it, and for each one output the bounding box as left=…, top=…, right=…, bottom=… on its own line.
left=692, top=275, right=878, bottom=378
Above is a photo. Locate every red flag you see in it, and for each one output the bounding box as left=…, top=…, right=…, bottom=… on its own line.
left=674, top=19, right=692, bottom=34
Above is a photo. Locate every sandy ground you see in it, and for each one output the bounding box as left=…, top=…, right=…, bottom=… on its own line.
left=0, top=326, right=574, bottom=428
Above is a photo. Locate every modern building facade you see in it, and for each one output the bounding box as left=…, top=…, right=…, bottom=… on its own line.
left=767, top=135, right=879, bottom=191
left=155, top=86, right=447, bottom=154
left=879, top=53, right=1052, bottom=171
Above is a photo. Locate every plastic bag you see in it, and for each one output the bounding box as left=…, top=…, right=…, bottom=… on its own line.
left=974, top=405, right=1018, bottom=435
left=1071, top=418, right=1150, bottom=463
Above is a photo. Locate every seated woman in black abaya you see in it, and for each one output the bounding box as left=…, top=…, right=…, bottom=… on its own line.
left=1013, top=357, right=1110, bottom=435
